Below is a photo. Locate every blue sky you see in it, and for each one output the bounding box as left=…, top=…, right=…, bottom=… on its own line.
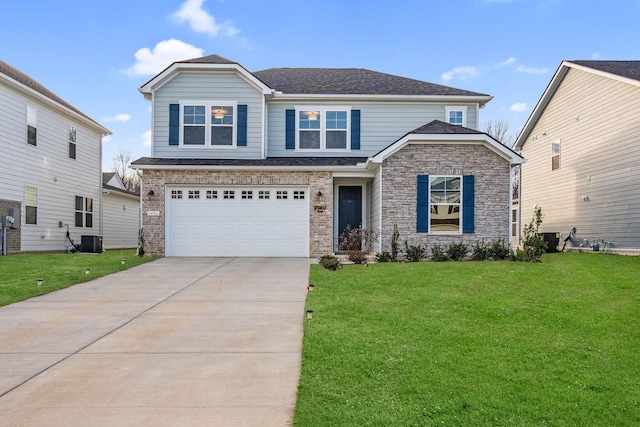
left=2, top=0, right=639, bottom=170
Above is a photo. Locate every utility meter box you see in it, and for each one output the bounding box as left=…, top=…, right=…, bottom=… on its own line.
left=8, top=208, right=20, bottom=229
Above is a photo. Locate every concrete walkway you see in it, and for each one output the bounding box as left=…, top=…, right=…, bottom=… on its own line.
left=0, top=257, right=311, bottom=426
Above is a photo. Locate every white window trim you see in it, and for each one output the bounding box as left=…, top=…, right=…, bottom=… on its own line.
left=445, top=106, right=467, bottom=127
left=428, top=175, right=462, bottom=234
left=295, top=105, right=351, bottom=152
left=179, top=100, right=238, bottom=149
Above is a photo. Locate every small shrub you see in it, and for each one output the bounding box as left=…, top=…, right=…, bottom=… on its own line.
left=447, top=241, right=468, bottom=261
left=338, top=225, right=379, bottom=264
left=404, top=241, right=425, bottom=262
left=521, top=207, right=547, bottom=262
left=488, top=238, right=511, bottom=260
left=390, top=224, right=400, bottom=261
left=319, top=254, right=342, bottom=270
left=430, top=244, right=449, bottom=262
left=376, top=251, right=393, bottom=262
left=471, top=241, right=489, bottom=261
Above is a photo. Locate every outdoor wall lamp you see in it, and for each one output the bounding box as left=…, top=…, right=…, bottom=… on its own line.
left=306, top=309, right=314, bottom=324
left=316, top=191, right=323, bottom=198
left=148, top=190, right=155, bottom=197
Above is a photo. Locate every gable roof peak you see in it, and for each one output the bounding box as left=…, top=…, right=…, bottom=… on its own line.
left=177, top=54, right=238, bottom=65
left=567, top=60, right=640, bottom=82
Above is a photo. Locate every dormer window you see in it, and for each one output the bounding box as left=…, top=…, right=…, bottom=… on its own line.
left=296, top=107, right=350, bottom=151
left=445, top=106, right=467, bottom=126
left=180, top=101, right=237, bottom=148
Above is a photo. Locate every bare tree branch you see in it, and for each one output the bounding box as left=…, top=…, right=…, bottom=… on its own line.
left=483, top=119, right=514, bottom=147
left=111, top=149, right=140, bottom=193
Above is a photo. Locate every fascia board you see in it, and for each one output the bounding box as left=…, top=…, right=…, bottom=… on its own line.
left=0, top=74, right=111, bottom=136
left=139, top=63, right=273, bottom=97
left=372, top=133, right=524, bottom=165
left=130, top=163, right=370, bottom=173
left=270, top=93, right=493, bottom=106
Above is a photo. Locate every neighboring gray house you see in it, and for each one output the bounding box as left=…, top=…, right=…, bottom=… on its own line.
left=102, top=173, right=140, bottom=249
left=132, top=54, right=523, bottom=257
left=0, top=60, right=110, bottom=253
left=514, top=60, right=640, bottom=254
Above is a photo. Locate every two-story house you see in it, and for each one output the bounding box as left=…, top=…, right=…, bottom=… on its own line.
left=0, top=60, right=110, bottom=254
left=514, top=60, right=640, bottom=254
left=132, top=54, right=523, bottom=258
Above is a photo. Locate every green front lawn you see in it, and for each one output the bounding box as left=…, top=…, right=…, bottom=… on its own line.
left=0, top=250, right=156, bottom=306
left=295, top=252, right=640, bottom=426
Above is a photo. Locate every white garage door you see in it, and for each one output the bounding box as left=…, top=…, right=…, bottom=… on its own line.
left=166, top=186, right=309, bottom=257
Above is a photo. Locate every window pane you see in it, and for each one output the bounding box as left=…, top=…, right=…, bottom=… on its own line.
left=85, top=213, right=93, bottom=228
left=69, top=142, right=76, bottom=159
left=552, top=155, right=560, bottom=170
left=211, top=106, right=233, bottom=125
left=27, top=125, right=37, bottom=146
left=299, top=131, right=320, bottom=149
left=26, top=206, right=37, bottom=225
left=211, top=126, right=233, bottom=145
left=183, top=126, right=205, bottom=145
left=184, top=105, right=206, bottom=125
left=299, top=111, right=321, bottom=129
left=326, top=131, right=347, bottom=149
left=446, top=177, right=461, bottom=190
left=326, top=111, right=347, bottom=130
left=75, top=211, right=83, bottom=227
left=26, top=187, right=38, bottom=206
left=75, top=196, right=83, bottom=211
left=68, top=126, right=76, bottom=142
left=430, top=204, right=460, bottom=231
left=86, top=197, right=93, bottom=213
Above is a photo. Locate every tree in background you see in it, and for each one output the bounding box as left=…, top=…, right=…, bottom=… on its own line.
left=483, top=119, right=514, bottom=147
left=112, top=149, right=140, bottom=193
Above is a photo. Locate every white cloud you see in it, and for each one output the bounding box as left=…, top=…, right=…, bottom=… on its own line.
left=509, top=102, right=528, bottom=112
left=498, top=57, right=516, bottom=67
left=125, top=39, right=204, bottom=76
left=103, top=113, right=132, bottom=123
left=516, top=65, right=549, bottom=75
left=173, top=0, right=239, bottom=37
left=441, top=66, right=477, bottom=82
left=141, top=130, right=152, bottom=148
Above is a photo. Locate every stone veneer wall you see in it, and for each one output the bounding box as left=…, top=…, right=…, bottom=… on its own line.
left=0, top=199, right=21, bottom=254
left=140, top=170, right=333, bottom=257
left=380, top=144, right=511, bottom=252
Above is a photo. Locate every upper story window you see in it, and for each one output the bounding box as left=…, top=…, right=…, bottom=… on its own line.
left=180, top=101, right=237, bottom=148
left=297, top=107, right=350, bottom=150
left=68, top=125, right=77, bottom=159
left=445, top=106, right=467, bottom=127
left=551, top=140, right=561, bottom=170
left=27, top=106, right=37, bottom=146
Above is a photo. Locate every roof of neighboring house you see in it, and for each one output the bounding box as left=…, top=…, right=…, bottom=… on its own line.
left=410, top=120, right=486, bottom=135
left=131, top=156, right=368, bottom=168
left=0, top=60, right=110, bottom=134
left=252, top=67, right=489, bottom=97
left=515, top=60, right=640, bottom=150
left=102, top=172, right=140, bottom=197
left=568, top=60, right=640, bottom=82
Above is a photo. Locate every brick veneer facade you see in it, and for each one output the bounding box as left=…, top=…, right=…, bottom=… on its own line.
left=0, top=198, right=21, bottom=254
left=380, top=143, right=511, bottom=251
left=140, top=169, right=333, bottom=257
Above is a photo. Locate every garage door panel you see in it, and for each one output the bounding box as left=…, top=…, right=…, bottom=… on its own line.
left=166, top=186, right=309, bottom=257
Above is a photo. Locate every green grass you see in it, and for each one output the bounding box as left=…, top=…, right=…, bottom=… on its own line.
left=294, top=252, right=640, bottom=426
left=0, top=250, right=157, bottom=306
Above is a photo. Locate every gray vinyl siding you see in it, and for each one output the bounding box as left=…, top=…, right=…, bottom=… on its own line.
left=103, top=192, right=140, bottom=248
left=266, top=102, right=479, bottom=157
left=152, top=72, right=263, bottom=159
left=0, top=82, right=103, bottom=252
left=520, top=67, right=640, bottom=251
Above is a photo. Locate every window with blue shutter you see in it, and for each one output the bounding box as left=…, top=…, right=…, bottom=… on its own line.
left=286, top=109, right=295, bottom=150
left=351, top=109, right=361, bottom=150
left=417, top=175, right=429, bottom=233
left=462, top=175, right=475, bottom=233
left=169, top=103, right=179, bottom=145
left=237, top=104, right=247, bottom=146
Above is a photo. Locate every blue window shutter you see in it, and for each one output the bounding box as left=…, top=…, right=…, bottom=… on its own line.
left=417, top=175, right=429, bottom=233
left=237, top=104, right=247, bottom=146
left=169, top=104, right=179, bottom=146
left=462, top=175, right=475, bottom=233
left=351, top=109, right=361, bottom=150
left=286, top=109, right=295, bottom=150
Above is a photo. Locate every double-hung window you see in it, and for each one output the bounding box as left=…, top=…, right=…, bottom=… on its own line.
left=551, top=140, right=561, bottom=170
left=68, top=125, right=77, bottom=159
left=445, top=106, right=467, bottom=126
left=25, top=186, right=37, bottom=225
left=181, top=101, right=237, bottom=147
left=27, top=106, right=37, bottom=146
left=297, top=107, right=349, bottom=150
left=75, top=196, right=93, bottom=228
left=417, top=175, right=474, bottom=234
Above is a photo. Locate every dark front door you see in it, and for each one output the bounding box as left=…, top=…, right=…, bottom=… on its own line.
left=338, top=186, right=363, bottom=248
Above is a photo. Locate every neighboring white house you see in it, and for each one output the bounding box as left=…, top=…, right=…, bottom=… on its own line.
left=0, top=59, right=110, bottom=253
left=102, top=173, right=140, bottom=249
left=514, top=60, right=640, bottom=254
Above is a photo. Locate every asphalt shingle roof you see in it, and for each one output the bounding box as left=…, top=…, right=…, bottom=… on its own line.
left=410, top=120, right=486, bottom=135
left=0, top=59, right=102, bottom=126
left=131, top=157, right=369, bottom=167
left=569, top=60, right=640, bottom=82
left=177, top=54, right=238, bottom=65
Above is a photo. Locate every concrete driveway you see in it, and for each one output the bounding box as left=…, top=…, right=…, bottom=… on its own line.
left=0, top=257, right=311, bottom=426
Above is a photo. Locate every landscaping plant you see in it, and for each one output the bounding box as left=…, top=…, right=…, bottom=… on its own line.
left=521, top=206, right=547, bottom=262
left=338, top=225, right=378, bottom=264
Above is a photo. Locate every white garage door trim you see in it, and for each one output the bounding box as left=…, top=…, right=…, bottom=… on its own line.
left=166, top=185, right=309, bottom=257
